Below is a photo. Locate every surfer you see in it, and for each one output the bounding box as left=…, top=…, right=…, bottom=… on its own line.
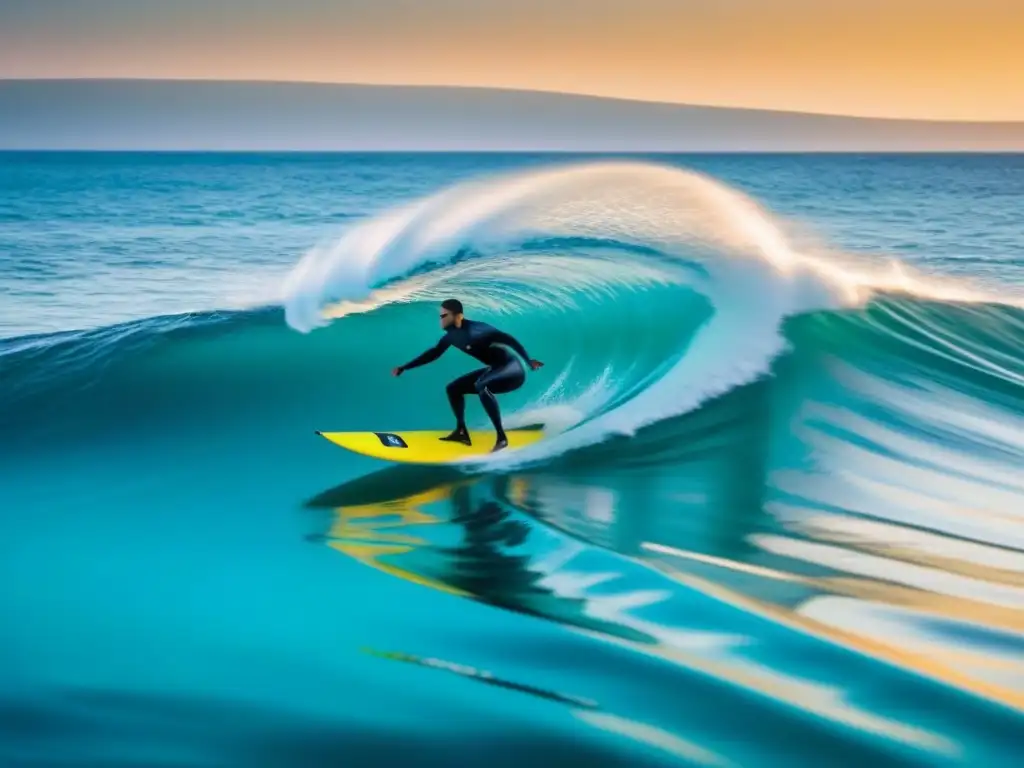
left=392, top=299, right=543, bottom=452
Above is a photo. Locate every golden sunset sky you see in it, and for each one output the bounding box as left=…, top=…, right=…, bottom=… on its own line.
left=1, top=0, right=1020, bottom=121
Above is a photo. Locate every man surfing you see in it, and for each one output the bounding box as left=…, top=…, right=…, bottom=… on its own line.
left=392, top=299, right=543, bottom=453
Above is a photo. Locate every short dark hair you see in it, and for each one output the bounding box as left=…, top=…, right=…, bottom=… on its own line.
left=441, top=299, right=463, bottom=315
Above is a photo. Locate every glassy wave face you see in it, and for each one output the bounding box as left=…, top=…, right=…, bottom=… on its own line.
left=3, top=153, right=1024, bottom=766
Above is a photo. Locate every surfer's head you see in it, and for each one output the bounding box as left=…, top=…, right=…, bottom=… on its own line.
left=440, top=299, right=463, bottom=329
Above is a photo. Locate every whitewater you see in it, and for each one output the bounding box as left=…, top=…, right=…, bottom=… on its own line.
left=280, top=159, right=1020, bottom=468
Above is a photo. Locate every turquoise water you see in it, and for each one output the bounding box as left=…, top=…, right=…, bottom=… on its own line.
left=3, top=152, right=1024, bottom=766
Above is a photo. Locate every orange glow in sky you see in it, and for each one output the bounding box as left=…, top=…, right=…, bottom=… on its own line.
left=1, top=1, right=1021, bottom=121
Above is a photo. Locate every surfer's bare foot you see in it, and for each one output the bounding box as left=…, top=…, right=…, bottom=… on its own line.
left=491, top=435, right=508, bottom=453
left=440, top=428, right=471, bottom=446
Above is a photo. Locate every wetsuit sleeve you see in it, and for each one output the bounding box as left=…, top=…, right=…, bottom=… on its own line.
left=488, top=328, right=532, bottom=363
left=400, top=336, right=450, bottom=371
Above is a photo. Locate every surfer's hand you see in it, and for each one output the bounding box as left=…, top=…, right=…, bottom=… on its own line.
left=392, top=366, right=404, bottom=377
left=529, top=359, right=544, bottom=370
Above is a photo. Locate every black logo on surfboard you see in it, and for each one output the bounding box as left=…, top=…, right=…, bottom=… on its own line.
left=374, top=432, right=408, bottom=449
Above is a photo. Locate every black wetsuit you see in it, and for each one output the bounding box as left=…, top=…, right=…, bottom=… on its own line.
left=398, top=319, right=532, bottom=438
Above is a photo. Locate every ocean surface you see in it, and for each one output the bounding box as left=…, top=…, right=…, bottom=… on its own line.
left=3, top=151, right=1024, bottom=767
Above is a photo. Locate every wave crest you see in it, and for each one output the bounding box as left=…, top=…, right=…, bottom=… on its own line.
left=282, top=160, right=840, bottom=327
left=280, top=160, right=861, bottom=464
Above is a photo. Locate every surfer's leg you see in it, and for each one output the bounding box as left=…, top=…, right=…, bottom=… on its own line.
left=442, top=368, right=488, bottom=444
left=474, top=359, right=525, bottom=451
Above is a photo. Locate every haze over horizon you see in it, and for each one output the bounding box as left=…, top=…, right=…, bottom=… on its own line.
left=4, top=79, right=1022, bottom=151
left=2, top=1, right=1022, bottom=123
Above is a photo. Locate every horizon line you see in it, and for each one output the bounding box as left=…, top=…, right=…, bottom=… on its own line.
left=6, top=77, right=1024, bottom=126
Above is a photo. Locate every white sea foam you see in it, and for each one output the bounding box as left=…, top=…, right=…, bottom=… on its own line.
left=281, top=159, right=1014, bottom=468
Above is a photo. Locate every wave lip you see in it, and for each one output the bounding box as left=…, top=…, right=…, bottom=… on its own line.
left=281, top=160, right=860, bottom=465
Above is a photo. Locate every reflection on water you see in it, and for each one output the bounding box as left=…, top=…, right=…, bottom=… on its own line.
left=307, top=447, right=1024, bottom=765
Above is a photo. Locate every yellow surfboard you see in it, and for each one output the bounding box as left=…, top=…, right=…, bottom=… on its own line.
left=315, top=427, right=545, bottom=465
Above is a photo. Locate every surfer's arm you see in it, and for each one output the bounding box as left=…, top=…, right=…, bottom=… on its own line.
left=398, top=337, right=450, bottom=372
left=487, top=327, right=544, bottom=371
left=489, top=329, right=532, bottom=364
